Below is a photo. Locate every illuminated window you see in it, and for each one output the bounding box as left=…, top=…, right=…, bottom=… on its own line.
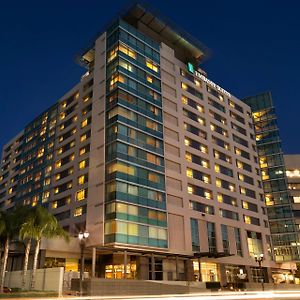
left=60, top=112, right=66, bottom=120
left=37, top=148, right=44, bottom=158
left=204, top=191, right=212, bottom=199
left=215, top=164, right=220, bottom=173
left=81, top=118, right=88, bottom=128
left=197, top=105, right=204, bottom=113
left=237, top=161, right=243, bottom=169
left=242, top=201, right=249, bottom=209
left=195, top=80, right=201, bottom=87
left=186, top=168, right=193, bottom=178
left=79, top=160, right=87, bottom=169
left=55, top=174, right=61, bottom=181
left=57, top=148, right=63, bottom=155
left=198, top=117, right=205, bottom=126
left=79, top=147, right=87, bottom=156
left=148, top=173, right=159, bottom=183
left=146, top=75, right=153, bottom=83
left=52, top=201, right=58, bottom=209
left=185, top=152, right=192, bottom=162
left=80, top=134, right=87, bottom=142
left=119, top=44, right=136, bottom=59
left=55, top=160, right=61, bottom=169
left=203, top=175, right=210, bottom=184
left=107, top=46, right=118, bottom=62
left=293, top=196, right=300, bottom=203
left=200, top=145, right=207, bottom=153
left=188, top=185, right=194, bottom=194
left=217, top=194, right=223, bottom=203
left=42, top=191, right=50, bottom=202
left=244, top=216, right=251, bottom=224
left=40, top=127, right=46, bottom=136
left=44, top=178, right=51, bottom=186
left=181, top=82, right=188, bottom=90
left=45, top=166, right=52, bottom=176
left=216, top=179, right=221, bottom=188
left=229, top=184, right=235, bottom=192
left=261, top=170, right=269, bottom=180
left=265, top=194, right=273, bottom=206
left=182, top=96, right=188, bottom=105
left=76, top=189, right=86, bottom=201
left=78, top=175, right=86, bottom=185
left=146, top=60, right=159, bottom=72
left=74, top=207, right=83, bottom=217
left=184, top=138, right=190, bottom=146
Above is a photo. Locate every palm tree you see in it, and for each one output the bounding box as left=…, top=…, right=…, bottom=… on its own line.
left=0, top=209, right=18, bottom=293
left=19, top=206, right=69, bottom=290
left=18, top=206, right=37, bottom=290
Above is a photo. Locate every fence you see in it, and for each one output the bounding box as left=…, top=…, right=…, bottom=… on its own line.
left=4, top=267, right=64, bottom=296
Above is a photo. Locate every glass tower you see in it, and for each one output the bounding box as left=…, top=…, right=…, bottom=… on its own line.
left=104, top=19, right=168, bottom=248
left=243, top=92, right=300, bottom=262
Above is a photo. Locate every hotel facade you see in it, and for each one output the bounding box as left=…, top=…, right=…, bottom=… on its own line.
left=0, top=3, right=291, bottom=285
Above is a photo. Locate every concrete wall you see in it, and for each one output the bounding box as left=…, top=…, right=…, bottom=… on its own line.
left=4, top=267, right=64, bottom=295
left=72, top=278, right=207, bottom=296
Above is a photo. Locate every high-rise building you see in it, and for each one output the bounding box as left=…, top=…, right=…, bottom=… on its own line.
left=284, top=154, right=300, bottom=236
left=243, top=92, right=300, bottom=263
left=0, top=3, right=281, bottom=284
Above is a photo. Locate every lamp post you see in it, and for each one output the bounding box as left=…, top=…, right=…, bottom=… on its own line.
left=78, top=231, right=89, bottom=296
left=254, top=253, right=264, bottom=291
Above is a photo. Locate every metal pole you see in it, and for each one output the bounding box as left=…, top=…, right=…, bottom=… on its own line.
left=259, top=261, right=264, bottom=291
left=80, top=242, right=84, bottom=296
left=198, top=257, right=201, bottom=282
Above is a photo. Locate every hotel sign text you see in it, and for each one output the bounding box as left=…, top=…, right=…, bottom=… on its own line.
left=187, top=63, right=231, bottom=98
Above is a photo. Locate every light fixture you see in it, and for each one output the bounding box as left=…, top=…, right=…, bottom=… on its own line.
left=78, top=231, right=89, bottom=240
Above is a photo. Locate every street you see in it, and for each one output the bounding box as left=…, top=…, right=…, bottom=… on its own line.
left=17, top=290, right=300, bottom=300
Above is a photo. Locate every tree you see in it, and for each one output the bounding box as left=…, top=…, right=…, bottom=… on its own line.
left=18, top=206, right=38, bottom=290
left=19, top=206, right=69, bottom=290
left=0, top=209, right=19, bottom=293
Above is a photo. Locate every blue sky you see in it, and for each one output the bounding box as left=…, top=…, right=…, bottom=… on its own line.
left=0, top=0, right=299, bottom=153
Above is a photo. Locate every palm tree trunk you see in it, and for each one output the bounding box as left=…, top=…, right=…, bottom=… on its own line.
left=22, top=239, right=31, bottom=290
left=30, top=239, right=40, bottom=290
left=0, top=238, right=9, bottom=293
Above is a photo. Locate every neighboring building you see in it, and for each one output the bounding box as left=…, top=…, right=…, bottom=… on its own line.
left=0, top=3, right=282, bottom=284
left=284, top=154, right=300, bottom=234
left=243, top=92, right=300, bottom=264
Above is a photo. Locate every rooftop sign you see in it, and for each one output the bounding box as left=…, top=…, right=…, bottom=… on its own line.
left=187, top=63, right=231, bottom=98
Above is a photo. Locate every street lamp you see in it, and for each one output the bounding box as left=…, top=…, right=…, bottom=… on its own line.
left=78, top=231, right=89, bottom=296
left=254, top=253, right=264, bottom=291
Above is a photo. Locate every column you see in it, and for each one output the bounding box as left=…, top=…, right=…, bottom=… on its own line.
left=124, top=250, right=128, bottom=279
left=91, top=247, right=96, bottom=278
left=175, top=256, right=179, bottom=280
left=151, top=253, right=155, bottom=280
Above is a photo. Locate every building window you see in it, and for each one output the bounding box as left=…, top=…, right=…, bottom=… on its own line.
left=190, top=218, right=200, bottom=252
left=76, top=189, right=87, bottom=201
left=74, top=207, right=83, bottom=217
left=207, top=222, right=216, bottom=252
left=146, top=59, right=159, bottom=72
left=221, top=224, right=229, bottom=254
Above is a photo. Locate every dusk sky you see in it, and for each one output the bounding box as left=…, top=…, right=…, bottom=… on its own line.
left=0, top=0, right=299, bottom=153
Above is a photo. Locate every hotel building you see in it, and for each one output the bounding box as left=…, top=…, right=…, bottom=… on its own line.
left=0, top=3, right=280, bottom=284
left=243, top=93, right=300, bottom=265
left=285, top=155, right=300, bottom=240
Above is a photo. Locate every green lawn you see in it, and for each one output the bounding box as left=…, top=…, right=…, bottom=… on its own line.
left=0, top=291, right=58, bottom=298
